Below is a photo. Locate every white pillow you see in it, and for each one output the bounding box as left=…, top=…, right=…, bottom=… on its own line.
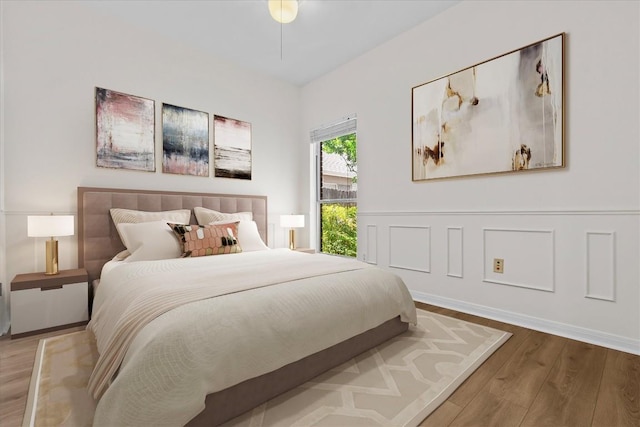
left=194, top=207, right=252, bottom=225
left=116, top=221, right=182, bottom=261
left=110, top=208, right=191, bottom=225
left=209, top=220, right=269, bottom=252
left=110, top=208, right=191, bottom=245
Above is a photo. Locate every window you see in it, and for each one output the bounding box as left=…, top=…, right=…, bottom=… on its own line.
left=312, top=116, right=357, bottom=257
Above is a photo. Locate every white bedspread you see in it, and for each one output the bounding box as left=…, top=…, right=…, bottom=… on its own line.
left=88, top=249, right=417, bottom=426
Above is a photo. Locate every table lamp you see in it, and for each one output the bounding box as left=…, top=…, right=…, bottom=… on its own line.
left=280, top=214, right=304, bottom=250
left=27, top=215, right=74, bottom=275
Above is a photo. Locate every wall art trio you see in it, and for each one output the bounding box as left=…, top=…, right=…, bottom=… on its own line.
left=412, top=33, right=564, bottom=181
left=95, top=88, right=252, bottom=180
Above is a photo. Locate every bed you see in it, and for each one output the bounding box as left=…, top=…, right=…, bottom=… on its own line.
left=78, top=187, right=417, bottom=426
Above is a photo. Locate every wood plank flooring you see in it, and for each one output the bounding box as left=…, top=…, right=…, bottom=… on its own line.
left=0, top=326, right=85, bottom=426
left=0, top=304, right=637, bottom=427
left=418, top=302, right=639, bottom=427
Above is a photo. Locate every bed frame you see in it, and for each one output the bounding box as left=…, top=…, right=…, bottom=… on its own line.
left=77, top=186, right=408, bottom=426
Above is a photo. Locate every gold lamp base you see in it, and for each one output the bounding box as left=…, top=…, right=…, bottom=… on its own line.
left=45, top=238, right=59, bottom=275
left=288, top=229, right=296, bottom=250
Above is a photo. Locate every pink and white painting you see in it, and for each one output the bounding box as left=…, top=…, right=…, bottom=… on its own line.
left=214, top=115, right=252, bottom=180
left=412, top=33, right=564, bottom=181
left=96, top=87, right=155, bottom=171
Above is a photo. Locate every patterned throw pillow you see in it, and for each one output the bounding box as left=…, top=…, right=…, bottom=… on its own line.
left=168, top=222, right=242, bottom=257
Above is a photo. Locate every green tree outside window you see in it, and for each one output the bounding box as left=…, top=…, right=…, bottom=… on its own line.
left=321, top=204, right=357, bottom=257
left=320, top=133, right=357, bottom=257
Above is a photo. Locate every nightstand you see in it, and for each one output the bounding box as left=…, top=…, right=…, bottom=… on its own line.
left=293, top=248, right=315, bottom=254
left=10, top=268, right=89, bottom=338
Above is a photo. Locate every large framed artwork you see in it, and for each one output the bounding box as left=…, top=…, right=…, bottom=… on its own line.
left=96, top=87, right=155, bottom=171
left=214, top=115, right=252, bottom=180
left=412, top=33, right=564, bottom=181
left=162, top=103, right=209, bottom=177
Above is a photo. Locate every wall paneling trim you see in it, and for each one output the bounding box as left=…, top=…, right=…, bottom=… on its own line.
left=483, top=228, right=555, bottom=292
left=389, top=225, right=430, bottom=273
left=585, top=231, right=616, bottom=302
left=365, top=225, right=377, bottom=264
left=446, top=226, right=463, bottom=278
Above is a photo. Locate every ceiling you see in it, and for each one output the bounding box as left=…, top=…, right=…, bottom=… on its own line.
left=85, top=0, right=460, bottom=86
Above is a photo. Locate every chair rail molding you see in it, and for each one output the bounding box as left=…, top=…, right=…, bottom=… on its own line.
left=358, top=208, right=640, bottom=217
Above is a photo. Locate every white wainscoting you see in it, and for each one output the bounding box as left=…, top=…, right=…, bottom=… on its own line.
left=358, top=209, right=640, bottom=355
left=388, top=225, right=430, bottom=273
left=447, top=226, right=463, bottom=278
left=482, top=228, right=555, bottom=292
left=365, top=225, right=377, bottom=264
left=585, top=231, right=616, bottom=302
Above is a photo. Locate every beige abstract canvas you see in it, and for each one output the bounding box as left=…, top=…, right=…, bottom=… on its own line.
left=412, top=33, right=564, bottom=181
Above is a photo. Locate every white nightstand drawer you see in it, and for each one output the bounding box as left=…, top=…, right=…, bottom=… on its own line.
left=11, top=281, right=89, bottom=335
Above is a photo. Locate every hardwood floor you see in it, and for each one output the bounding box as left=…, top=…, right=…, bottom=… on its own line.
left=0, top=305, right=637, bottom=427
left=0, top=326, right=85, bottom=427
left=417, top=302, right=639, bottom=427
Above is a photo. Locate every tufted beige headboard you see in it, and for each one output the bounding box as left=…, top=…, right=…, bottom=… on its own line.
left=77, top=187, right=268, bottom=284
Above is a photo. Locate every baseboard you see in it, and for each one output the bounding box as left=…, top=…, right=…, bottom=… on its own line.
left=411, top=290, right=640, bottom=356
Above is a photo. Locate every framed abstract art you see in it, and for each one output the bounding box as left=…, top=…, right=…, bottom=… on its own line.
left=214, top=115, right=252, bottom=180
left=96, top=87, right=155, bottom=172
left=162, top=103, right=209, bottom=177
left=412, top=33, right=564, bottom=181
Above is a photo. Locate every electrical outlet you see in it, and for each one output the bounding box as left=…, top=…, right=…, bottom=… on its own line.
left=493, top=258, right=504, bottom=273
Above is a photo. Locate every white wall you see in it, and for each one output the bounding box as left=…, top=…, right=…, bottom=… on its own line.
left=0, top=1, right=305, bottom=332
left=302, top=0, right=640, bottom=354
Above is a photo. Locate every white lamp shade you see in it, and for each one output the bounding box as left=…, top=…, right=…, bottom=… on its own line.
left=268, top=0, right=298, bottom=24
left=28, top=215, right=74, bottom=237
left=280, top=214, right=304, bottom=228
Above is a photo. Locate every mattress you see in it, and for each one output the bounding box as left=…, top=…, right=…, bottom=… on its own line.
left=88, top=249, right=417, bottom=426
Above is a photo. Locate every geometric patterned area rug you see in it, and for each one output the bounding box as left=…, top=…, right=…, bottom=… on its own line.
left=223, top=310, right=511, bottom=427
left=24, top=309, right=510, bottom=427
